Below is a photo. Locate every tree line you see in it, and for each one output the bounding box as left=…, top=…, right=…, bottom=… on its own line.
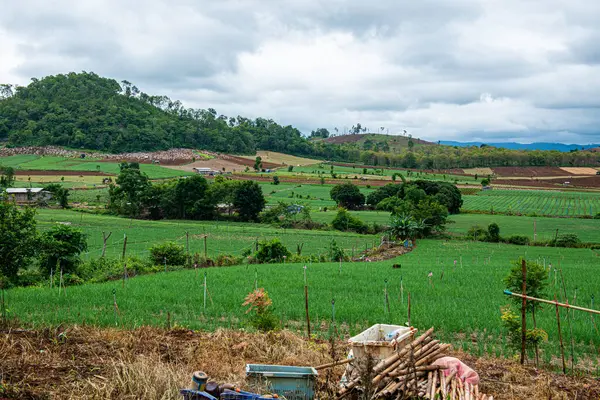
left=108, top=163, right=265, bottom=222
left=2, top=72, right=599, bottom=167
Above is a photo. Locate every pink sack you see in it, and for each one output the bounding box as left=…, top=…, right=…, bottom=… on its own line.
left=432, top=356, right=479, bottom=385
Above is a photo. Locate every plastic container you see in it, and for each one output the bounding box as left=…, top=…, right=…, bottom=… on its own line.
left=219, top=389, right=270, bottom=400
left=245, top=364, right=317, bottom=400
left=180, top=389, right=218, bottom=400
left=348, top=324, right=413, bottom=361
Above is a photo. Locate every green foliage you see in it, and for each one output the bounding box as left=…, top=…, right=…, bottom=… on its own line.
left=260, top=202, right=313, bottom=229
left=255, top=239, right=291, bottom=263
left=367, top=184, right=402, bottom=206
left=331, top=208, right=367, bottom=233
left=412, top=180, right=463, bottom=214
left=149, top=242, right=187, bottom=266
left=481, top=178, right=490, bottom=187
left=487, top=223, right=500, bottom=242
left=243, top=288, right=279, bottom=332
left=505, top=235, right=530, bottom=246
left=0, top=166, right=15, bottom=188
left=310, top=128, right=330, bottom=138
left=108, top=164, right=151, bottom=216
left=552, top=234, right=580, bottom=248
left=272, top=175, right=280, bottom=185
left=466, top=225, right=487, bottom=241
left=43, top=183, right=70, bottom=208
left=39, top=224, right=88, bottom=275
left=330, top=183, right=365, bottom=210
left=0, top=199, right=38, bottom=279
left=254, top=156, right=262, bottom=171
left=501, top=307, right=548, bottom=354
left=233, top=181, right=265, bottom=222
left=160, top=175, right=215, bottom=220
left=329, top=239, right=347, bottom=261
left=287, top=165, right=294, bottom=172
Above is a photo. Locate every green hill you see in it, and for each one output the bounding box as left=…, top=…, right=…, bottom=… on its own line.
left=323, top=133, right=433, bottom=152
left=0, top=72, right=309, bottom=154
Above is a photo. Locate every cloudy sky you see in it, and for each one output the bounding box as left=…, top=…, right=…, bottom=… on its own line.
left=1, top=0, right=600, bottom=144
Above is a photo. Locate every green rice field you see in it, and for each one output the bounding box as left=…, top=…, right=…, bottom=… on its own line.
left=6, top=239, right=600, bottom=367
left=0, top=155, right=189, bottom=179
left=462, top=189, right=600, bottom=216
left=35, top=209, right=380, bottom=260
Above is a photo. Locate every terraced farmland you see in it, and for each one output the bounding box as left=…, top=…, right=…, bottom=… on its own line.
left=462, top=189, right=600, bottom=216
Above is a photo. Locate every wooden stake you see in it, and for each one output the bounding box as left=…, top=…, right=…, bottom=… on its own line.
left=203, top=271, right=207, bottom=312
left=520, top=259, right=527, bottom=365
left=559, top=269, right=576, bottom=371
left=304, top=266, right=311, bottom=339
left=101, top=231, right=112, bottom=258
left=555, top=294, right=567, bottom=374
left=186, top=231, right=190, bottom=267
left=204, top=235, right=208, bottom=259
left=122, top=234, right=128, bottom=288
left=408, top=292, right=411, bottom=327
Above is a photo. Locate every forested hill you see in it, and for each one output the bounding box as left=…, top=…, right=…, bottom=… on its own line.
left=0, top=72, right=311, bottom=154
left=1, top=72, right=600, bottom=168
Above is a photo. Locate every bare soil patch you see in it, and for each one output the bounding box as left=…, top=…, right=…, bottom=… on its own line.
left=0, top=326, right=598, bottom=399
left=492, top=167, right=573, bottom=177
left=239, top=151, right=320, bottom=166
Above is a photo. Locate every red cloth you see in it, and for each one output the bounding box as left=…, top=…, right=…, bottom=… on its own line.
left=432, top=357, right=479, bottom=385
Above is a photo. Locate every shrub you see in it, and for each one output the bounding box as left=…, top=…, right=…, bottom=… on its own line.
left=331, top=209, right=367, bottom=233
left=243, top=288, right=279, bottom=332
left=552, top=234, right=580, bottom=248
left=506, top=235, right=530, bottom=246
left=255, top=239, right=291, bottom=263
left=272, top=176, right=280, bottom=185
left=287, top=165, right=294, bottom=172
left=466, top=225, right=487, bottom=241
left=487, top=223, right=500, bottom=242
left=329, top=239, right=347, bottom=261
left=149, top=242, right=187, bottom=266
left=330, top=183, right=365, bottom=210
left=594, top=212, right=600, bottom=219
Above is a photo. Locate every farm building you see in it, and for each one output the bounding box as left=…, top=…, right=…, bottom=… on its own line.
left=4, top=188, right=50, bottom=204
left=193, top=167, right=221, bottom=176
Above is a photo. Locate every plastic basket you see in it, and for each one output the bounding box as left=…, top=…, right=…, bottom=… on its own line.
left=246, top=364, right=317, bottom=400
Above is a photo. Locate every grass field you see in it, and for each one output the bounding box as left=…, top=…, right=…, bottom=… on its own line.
left=7, top=239, right=599, bottom=367
left=462, top=190, right=600, bottom=216
left=448, top=214, right=600, bottom=243
left=35, top=209, right=381, bottom=260
left=0, top=155, right=190, bottom=179
left=260, top=182, right=375, bottom=209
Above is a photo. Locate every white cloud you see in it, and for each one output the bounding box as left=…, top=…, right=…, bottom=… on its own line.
left=1, top=0, right=599, bottom=143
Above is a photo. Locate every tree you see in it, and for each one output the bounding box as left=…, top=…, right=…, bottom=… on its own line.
left=0, top=166, right=15, bottom=188
left=481, top=178, right=490, bottom=187
left=160, top=175, right=214, bottom=220
left=310, top=128, right=330, bottom=138
left=233, top=181, right=265, bottom=221
left=43, top=183, right=70, bottom=208
left=254, top=156, right=262, bottom=171
left=330, top=183, right=365, bottom=210
left=331, top=208, right=367, bottom=233
left=0, top=198, right=38, bottom=280
left=39, top=225, right=87, bottom=275
left=487, top=223, right=500, bottom=242
left=108, top=164, right=151, bottom=216
left=389, top=214, right=417, bottom=240
left=272, top=176, right=280, bottom=185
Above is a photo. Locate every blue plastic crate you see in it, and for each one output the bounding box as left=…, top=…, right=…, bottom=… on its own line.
left=245, top=364, right=317, bottom=400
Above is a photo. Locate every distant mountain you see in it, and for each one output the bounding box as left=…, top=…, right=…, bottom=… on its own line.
left=440, top=141, right=600, bottom=152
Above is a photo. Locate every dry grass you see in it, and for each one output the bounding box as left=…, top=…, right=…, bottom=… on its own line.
left=240, top=151, right=321, bottom=166
left=559, top=167, right=599, bottom=175
left=462, top=168, right=494, bottom=176
left=0, top=326, right=598, bottom=399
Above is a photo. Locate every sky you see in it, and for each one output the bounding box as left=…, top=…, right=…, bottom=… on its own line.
left=1, top=0, right=600, bottom=144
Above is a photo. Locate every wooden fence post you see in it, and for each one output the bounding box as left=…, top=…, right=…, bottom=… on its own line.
left=520, top=259, right=527, bottom=365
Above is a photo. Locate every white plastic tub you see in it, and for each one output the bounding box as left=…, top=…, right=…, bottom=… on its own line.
left=348, top=324, right=413, bottom=361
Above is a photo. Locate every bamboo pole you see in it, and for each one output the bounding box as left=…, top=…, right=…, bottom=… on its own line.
left=555, top=294, right=567, bottom=374
left=315, top=358, right=353, bottom=371
left=503, top=291, right=600, bottom=315
left=304, top=266, right=311, bottom=339
left=520, top=259, right=526, bottom=365
left=559, top=269, right=576, bottom=371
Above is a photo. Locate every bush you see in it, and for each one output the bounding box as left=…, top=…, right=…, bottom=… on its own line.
left=505, top=235, right=530, bottom=246
left=272, top=176, right=280, bottom=185
left=243, top=288, right=279, bottom=332
left=331, top=209, right=367, bottom=233
left=255, top=239, right=291, bottom=263
left=552, top=234, right=580, bottom=248
left=487, top=223, right=500, bottom=242
left=149, top=242, right=187, bottom=266
left=329, top=239, right=347, bottom=261
left=466, top=225, right=487, bottom=240
left=330, top=183, right=365, bottom=210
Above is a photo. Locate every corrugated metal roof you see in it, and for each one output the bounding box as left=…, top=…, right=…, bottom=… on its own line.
left=5, top=188, right=45, bottom=193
